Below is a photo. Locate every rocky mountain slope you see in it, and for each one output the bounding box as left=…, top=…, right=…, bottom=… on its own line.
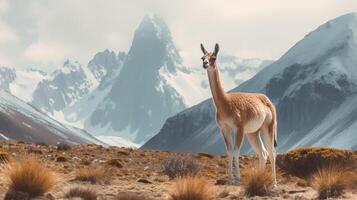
left=31, top=60, right=98, bottom=114
left=0, top=15, right=269, bottom=146
left=143, top=13, right=357, bottom=154
left=0, top=91, right=104, bottom=145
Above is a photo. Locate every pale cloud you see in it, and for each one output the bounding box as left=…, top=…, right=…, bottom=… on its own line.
left=0, top=0, right=356, bottom=71
left=0, top=23, right=18, bottom=44
left=24, top=42, right=69, bottom=63
left=0, top=0, right=8, bottom=13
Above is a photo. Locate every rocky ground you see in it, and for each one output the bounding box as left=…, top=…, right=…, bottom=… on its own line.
left=0, top=141, right=356, bottom=199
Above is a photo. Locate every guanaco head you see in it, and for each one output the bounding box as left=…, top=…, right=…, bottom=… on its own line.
left=200, top=43, right=219, bottom=70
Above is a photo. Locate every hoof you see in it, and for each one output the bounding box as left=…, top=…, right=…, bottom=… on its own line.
left=273, top=183, right=278, bottom=188
left=227, top=178, right=233, bottom=185
left=234, top=179, right=241, bottom=185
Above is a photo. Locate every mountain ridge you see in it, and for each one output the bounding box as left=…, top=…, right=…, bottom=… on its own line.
left=143, top=12, right=357, bottom=154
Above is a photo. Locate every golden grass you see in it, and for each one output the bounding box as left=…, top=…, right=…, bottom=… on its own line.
left=2, top=157, right=56, bottom=198
left=242, top=167, right=272, bottom=197
left=311, top=165, right=349, bottom=199
left=169, top=176, right=212, bottom=200
left=116, top=192, right=153, bottom=200
left=75, top=166, right=113, bottom=184
left=64, top=186, right=97, bottom=200
left=277, top=147, right=356, bottom=178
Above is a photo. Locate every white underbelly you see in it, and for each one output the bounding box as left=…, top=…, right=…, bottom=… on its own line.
left=244, top=116, right=265, bottom=133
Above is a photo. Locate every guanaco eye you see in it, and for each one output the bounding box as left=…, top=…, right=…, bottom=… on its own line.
left=201, top=56, right=205, bottom=60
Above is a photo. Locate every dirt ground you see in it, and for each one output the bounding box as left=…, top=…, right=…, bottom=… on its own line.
left=0, top=141, right=356, bottom=199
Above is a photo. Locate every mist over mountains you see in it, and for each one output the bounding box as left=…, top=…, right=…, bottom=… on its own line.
left=0, top=14, right=269, bottom=146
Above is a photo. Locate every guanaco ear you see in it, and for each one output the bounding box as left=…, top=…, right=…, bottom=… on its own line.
left=213, top=43, right=219, bottom=56
left=200, top=43, right=208, bottom=55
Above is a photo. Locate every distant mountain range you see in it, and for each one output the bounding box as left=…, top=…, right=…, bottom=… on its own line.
left=0, top=91, right=104, bottom=145
left=0, top=14, right=270, bottom=146
left=143, top=13, right=357, bottom=154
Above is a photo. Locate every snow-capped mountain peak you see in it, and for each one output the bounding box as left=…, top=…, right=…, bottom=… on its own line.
left=31, top=59, right=99, bottom=114
left=143, top=12, right=357, bottom=154
left=281, top=13, right=356, bottom=66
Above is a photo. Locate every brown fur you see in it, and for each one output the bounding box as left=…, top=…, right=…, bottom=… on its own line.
left=201, top=43, right=277, bottom=185
left=207, top=61, right=277, bottom=146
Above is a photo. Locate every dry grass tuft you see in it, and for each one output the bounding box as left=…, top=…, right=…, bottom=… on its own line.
left=116, top=192, right=153, bottom=200
left=169, top=176, right=212, bottom=200
left=64, top=186, right=97, bottom=200
left=277, top=147, right=356, bottom=178
left=0, top=151, right=10, bottom=163
left=57, top=143, right=71, bottom=151
left=311, top=165, right=349, bottom=199
left=161, top=156, right=201, bottom=179
left=242, top=167, right=272, bottom=197
left=75, top=166, right=113, bottom=184
left=2, top=157, right=56, bottom=198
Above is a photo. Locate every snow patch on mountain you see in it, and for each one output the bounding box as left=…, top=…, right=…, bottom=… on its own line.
left=0, top=90, right=105, bottom=145
left=31, top=60, right=99, bottom=114
left=96, top=136, right=139, bottom=148
left=10, top=69, right=47, bottom=102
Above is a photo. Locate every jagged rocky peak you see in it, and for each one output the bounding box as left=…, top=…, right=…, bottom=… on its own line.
left=31, top=59, right=97, bottom=114
left=129, top=14, right=183, bottom=73
left=88, top=49, right=126, bottom=82
left=86, top=14, right=187, bottom=144
left=58, top=59, right=83, bottom=75
left=0, top=66, right=16, bottom=91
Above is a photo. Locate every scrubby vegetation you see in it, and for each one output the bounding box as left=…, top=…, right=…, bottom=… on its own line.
left=64, top=186, right=97, bottom=200
left=2, top=157, right=56, bottom=198
left=161, top=156, right=201, bottom=179
left=169, top=176, right=212, bottom=200
left=311, top=165, right=349, bottom=199
left=0, top=141, right=356, bottom=199
left=56, top=143, right=71, bottom=151
left=242, top=167, right=272, bottom=197
left=75, top=166, right=113, bottom=184
left=277, top=147, right=356, bottom=178
left=0, top=151, right=10, bottom=163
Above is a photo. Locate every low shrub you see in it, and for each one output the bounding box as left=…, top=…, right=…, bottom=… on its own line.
left=57, top=143, right=71, bottom=151
left=161, top=156, right=200, bottom=179
left=2, top=157, right=56, bottom=198
left=64, top=186, right=97, bottom=200
left=169, top=176, right=212, bottom=200
left=311, top=165, right=348, bottom=199
left=0, top=151, right=10, bottom=163
left=242, top=167, right=272, bottom=197
left=277, top=147, right=355, bottom=178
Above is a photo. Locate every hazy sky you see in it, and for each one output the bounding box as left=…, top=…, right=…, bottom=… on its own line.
left=0, top=0, right=356, bottom=71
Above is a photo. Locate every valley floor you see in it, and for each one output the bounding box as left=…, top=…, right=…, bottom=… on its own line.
left=0, top=141, right=356, bottom=199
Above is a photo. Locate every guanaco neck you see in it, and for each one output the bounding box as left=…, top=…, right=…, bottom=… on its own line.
left=207, top=64, right=228, bottom=110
